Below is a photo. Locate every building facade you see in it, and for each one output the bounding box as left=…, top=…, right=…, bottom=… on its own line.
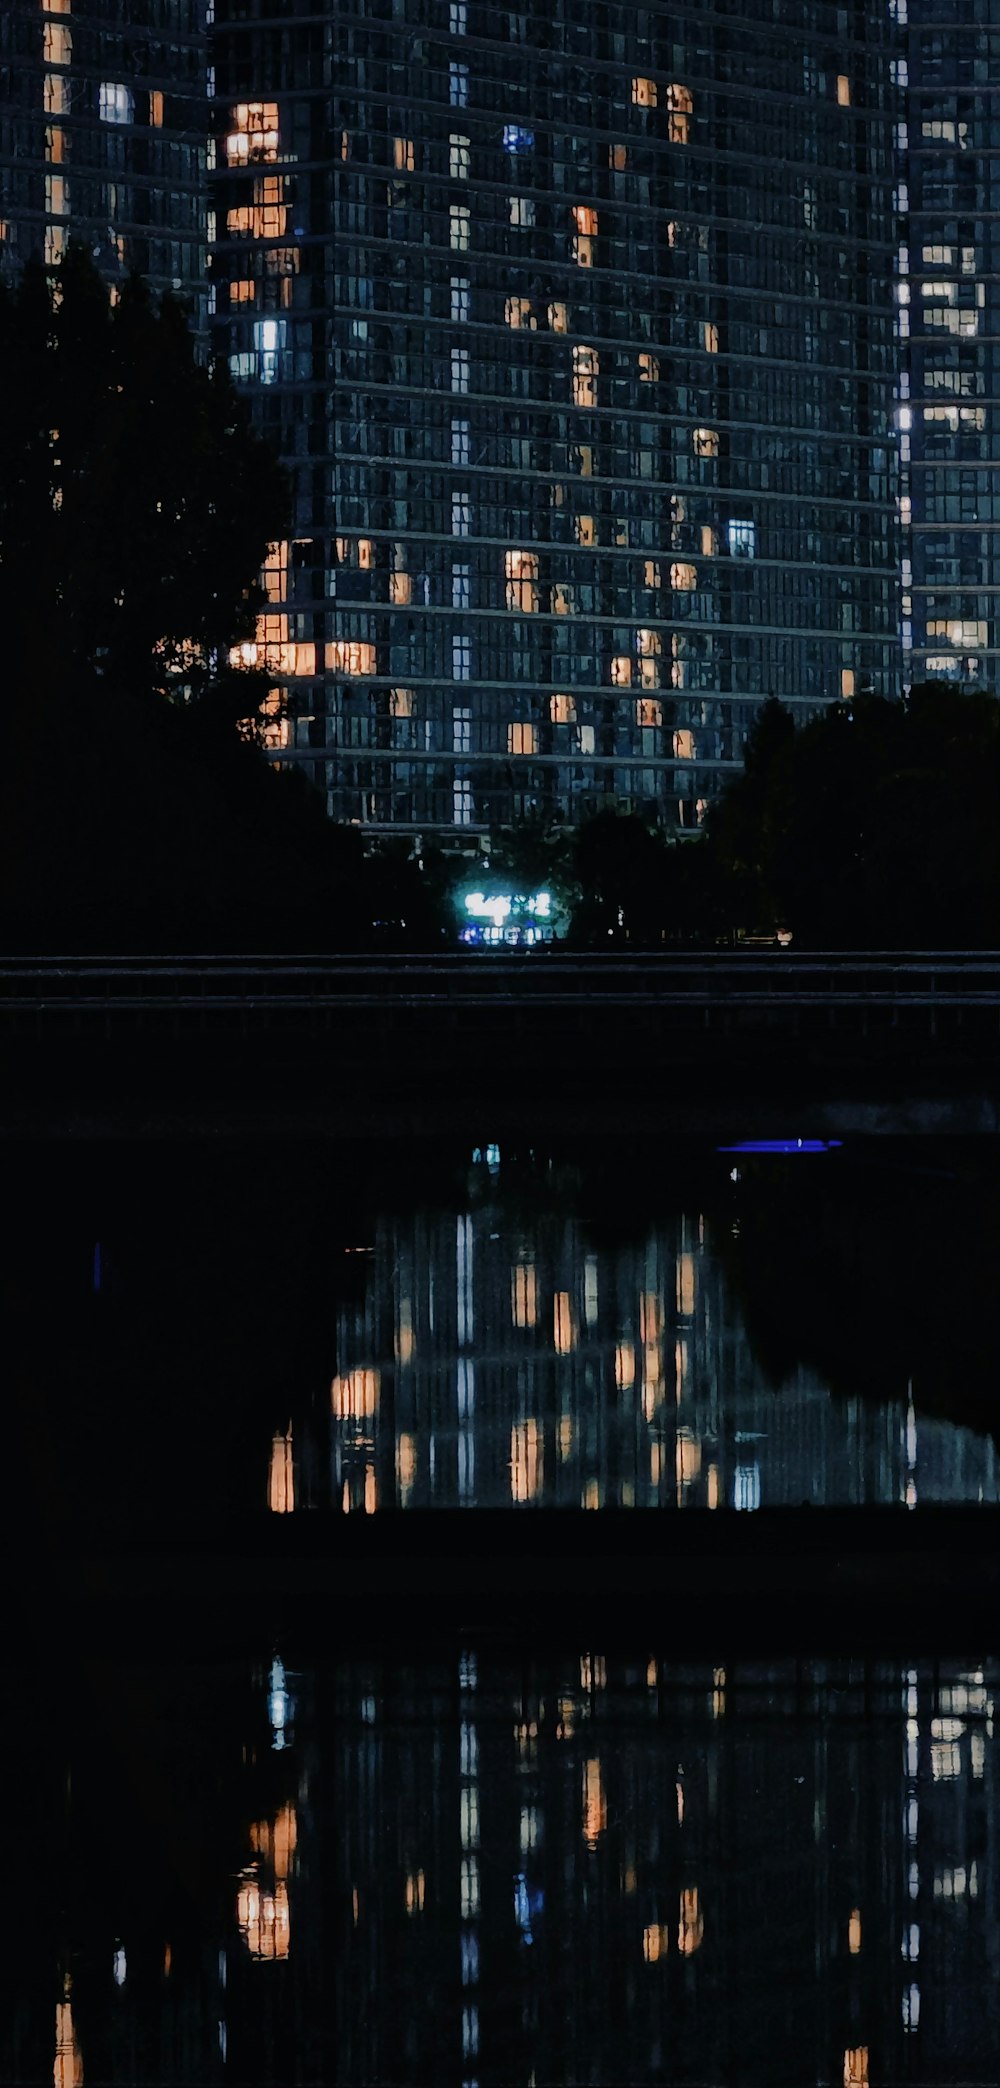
left=0, top=1, right=208, bottom=314
left=899, top=0, right=1000, bottom=691
left=210, top=0, right=901, bottom=840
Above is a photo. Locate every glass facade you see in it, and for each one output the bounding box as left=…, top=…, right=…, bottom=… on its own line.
left=899, top=0, right=1000, bottom=690
left=210, top=0, right=901, bottom=840
left=0, top=2, right=208, bottom=315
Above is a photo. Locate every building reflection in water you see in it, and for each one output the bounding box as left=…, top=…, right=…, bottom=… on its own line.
left=23, top=1650, right=998, bottom=2087
left=276, top=1150, right=1000, bottom=1515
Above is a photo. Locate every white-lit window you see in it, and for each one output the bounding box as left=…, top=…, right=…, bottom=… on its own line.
left=452, top=492, right=471, bottom=537
left=727, top=520, right=756, bottom=559
left=450, top=203, right=471, bottom=251
left=99, top=82, right=134, bottom=125
left=452, top=563, right=471, bottom=609
left=254, top=318, right=284, bottom=384
left=453, top=778, right=474, bottom=826
left=451, top=346, right=470, bottom=393
left=509, top=196, right=535, bottom=227
left=450, top=61, right=469, bottom=107
left=450, top=2, right=468, bottom=31
left=451, top=417, right=471, bottom=465
left=450, top=134, right=470, bottom=179
left=450, top=275, right=470, bottom=322
left=453, top=639, right=472, bottom=682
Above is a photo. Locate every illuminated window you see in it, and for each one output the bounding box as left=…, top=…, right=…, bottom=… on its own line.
left=510, top=196, right=535, bottom=227
left=572, top=344, right=599, bottom=407
left=611, top=655, right=632, bottom=686
left=228, top=101, right=279, bottom=162
left=450, top=61, right=469, bottom=107
left=326, top=640, right=376, bottom=676
left=548, top=300, right=568, bottom=331
left=391, top=687, right=413, bottom=717
left=390, top=571, right=412, bottom=605
left=550, top=693, right=576, bottom=724
left=45, top=173, right=68, bottom=217
left=99, top=82, right=133, bottom=125
left=44, top=73, right=68, bottom=116
left=552, top=583, right=575, bottom=615
left=46, top=126, right=64, bottom=163
left=451, top=418, right=471, bottom=465
left=508, top=722, right=537, bottom=755
left=670, top=562, right=697, bottom=590
left=843, top=2052, right=869, bottom=2088
left=644, top=559, right=661, bottom=587
left=452, top=493, right=471, bottom=536
left=503, top=123, right=534, bottom=153
left=453, top=636, right=472, bottom=681
left=927, top=619, right=987, bottom=649
left=43, top=23, right=71, bottom=66
left=505, top=295, right=534, bottom=328
left=678, top=1887, right=703, bottom=1954
left=573, top=443, right=593, bottom=476
left=638, top=352, right=659, bottom=382
left=268, top=1430, right=294, bottom=1514
left=632, top=77, right=657, bottom=107
left=837, top=75, right=851, bottom=106
left=505, top=549, right=538, bottom=612
left=573, top=235, right=594, bottom=267
left=452, top=563, right=471, bottom=608
left=227, top=175, right=287, bottom=239
left=149, top=89, right=164, bottom=128
left=576, top=514, right=596, bottom=545
left=609, top=143, right=628, bottom=170
left=840, top=668, right=855, bottom=698
left=450, top=203, right=471, bottom=250
left=573, top=205, right=598, bottom=236
left=452, top=705, right=471, bottom=752
left=451, top=345, right=470, bottom=393
left=726, top=520, right=755, bottom=559
left=450, top=1, right=467, bottom=30
left=702, top=320, right=719, bottom=353
left=451, top=275, right=470, bottom=321
left=674, top=728, right=695, bottom=759
left=693, top=426, right=718, bottom=458
left=394, top=136, right=415, bottom=171
left=450, top=134, right=470, bottom=179
left=667, top=82, right=693, bottom=143
left=637, top=698, right=662, bottom=727
left=578, top=724, right=595, bottom=753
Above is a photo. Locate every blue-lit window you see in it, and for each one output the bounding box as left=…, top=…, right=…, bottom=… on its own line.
left=727, top=520, right=756, bottom=559
left=503, top=123, right=534, bottom=153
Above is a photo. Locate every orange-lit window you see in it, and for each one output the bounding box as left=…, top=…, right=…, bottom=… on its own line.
left=837, top=75, right=851, bottom=107
left=229, top=278, right=256, bottom=303
left=505, top=548, right=539, bottom=612
left=508, top=721, right=537, bottom=754
left=693, top=426, right=718, bottom=458
left=550, top=693, right=576, bottom=724
left=609, top=143, right=628, bottom=170
left=227, top=175, right=287, bottom=239
left=357, top=538, right=373, bottom=569
left=390, top=687, right=413, bottom=717
left=573, top=442, right=593, bottom=476
left=45, top=126, right=64, bottom=163
left=583, top=1758, right=606, bottom=1846
left=572, top=344, right=599, bottom=407
left=511, top=1418, right=542, bottom=1501
left=268, top=1430, right=294, bottom=1513
left=326, top=639, right=376, bottom=675
left=843, top=2052, right=869, bottom=2088
left=575, top=514, right=596, bottom=545
left=670, top=562, right=697, bottom=591
left=228, top=101, right=280, bottom=164
left=45, top=173, right=68, bottom=216
left=505, top=295, right=534, bottom=328
left=44, top=73, right=68, bottom=116
left=638, top=351, right=659, bottom=382
left=548, top=300, right=568, bottom=331
left=573, top=205, right=598, bottom=236
left=632, top=77, right=657, bottom=108
left=44, top=23, right=71, bottom=66
left=637, top=698, right=662, bottom=727
left=390, top=571, right=412, bottom=604
left=841, top=667, right=856, bottom=697
left=394, top=136, right=415, bottom=170
left=511, top=1262, right=537, bottom=1327
left=667, top=82, right=693, bottom=143
left=552, top=583, right=575, bottom=615
left=702, top=320, right=719, bottom=353
left=644, top=559, right=661, bottom=588
left=677, top=1886, right=703, bottom=1954
left=149, top=89, right=164, bottom=128
left=261, top=542, right=288, bottom=601
left=611, top=655, right=632, bottom=686
left=674, top=728, right=695, bottom=760
left=700, top=525, right=717, bottom=556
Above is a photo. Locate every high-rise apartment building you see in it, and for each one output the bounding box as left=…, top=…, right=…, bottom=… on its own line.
left=209, top=1, right=900, bottom=840
left=898, top=0, right=1000, bottom=690
left=0, top=1, right=207, bottom=313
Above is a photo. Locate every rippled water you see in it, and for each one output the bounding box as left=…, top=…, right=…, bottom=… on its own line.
left=3, top=1136, right=998, bottom=2083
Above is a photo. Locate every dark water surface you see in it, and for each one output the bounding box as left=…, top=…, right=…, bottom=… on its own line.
left=3, top=1136, right=998, bottom=2083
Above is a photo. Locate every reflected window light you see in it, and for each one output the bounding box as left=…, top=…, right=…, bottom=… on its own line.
left=558, top=1414, right=573, bottom=1460
left=396, top=1431, right=416, bottom=1505
left=268, top=1656, right=290, bottom=1749
left=676, top=1428, right=701, bottom=1489
left=237, top=1879, right=290, bottom=1960
left=461, top=1930, right=479, bottom=1984
left=676, top=1254, right=695, bottom=1314
left=511, top=1418, right=542, bottom=1502
left=902, top=1984, right=920, bottom=2033
left=268, top=1427, right=295, bottom=1514
left=615, top=1340, right=635, bottom=1392
left=461, top=1786, right=480, bottom=1850
left=706, top=1463, right=721, bottom=1510
left=583, top=1758, right=606, bottom=1847
left=734, top=1465, right=761, bottom=1512
left=54, top=1978, right=83, bottom=2088
left=511, top=1261, right=538, bottom=1328
left=553, top=1292, right=574, bottom=1354
left=678, top=1886, right=703, bottom=1954
left=331, top=1367, right=380, bottom=1418
left=643, top=1921, right=669, bottom=1961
